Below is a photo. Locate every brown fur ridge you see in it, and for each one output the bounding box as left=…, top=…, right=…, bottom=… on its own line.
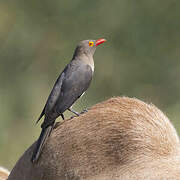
left=8, top=97, right=180, bottom=180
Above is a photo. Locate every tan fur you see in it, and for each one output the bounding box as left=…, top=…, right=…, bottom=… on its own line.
left=8, top=97, right=180, bottom=180
left=0, top=167, right=9, bottom=180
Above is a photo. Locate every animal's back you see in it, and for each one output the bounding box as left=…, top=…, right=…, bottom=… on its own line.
left=8, top=97, right=180, bottom=180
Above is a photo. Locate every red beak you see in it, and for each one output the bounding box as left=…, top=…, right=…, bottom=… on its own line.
left=96, top=38, right=106, bottom=46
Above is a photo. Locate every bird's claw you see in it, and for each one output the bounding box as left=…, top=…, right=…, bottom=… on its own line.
left=70, top=109, right=88, bottom=119
left=70, top=115, right=78, bottom=119
left=80, top=109, right=88, bottom=114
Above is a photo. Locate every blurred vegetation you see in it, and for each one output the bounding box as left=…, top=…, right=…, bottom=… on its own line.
left=0, top=0, right=180, bottom=169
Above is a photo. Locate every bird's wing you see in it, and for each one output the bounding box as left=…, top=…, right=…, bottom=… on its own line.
left=36, top=105, right=46, bottom=124
left=36, top=71, right=65, bottom=124
left=55, top=62, right=93, bottom=113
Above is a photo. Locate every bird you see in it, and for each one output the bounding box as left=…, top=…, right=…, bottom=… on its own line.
left=31, top=38, right=106, bottom=163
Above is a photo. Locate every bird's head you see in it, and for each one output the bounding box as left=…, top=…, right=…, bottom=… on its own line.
left=73, top=39, right=106, bottom=59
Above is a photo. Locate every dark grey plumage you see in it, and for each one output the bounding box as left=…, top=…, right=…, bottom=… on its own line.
left=31, top=39, right=106, bottom=163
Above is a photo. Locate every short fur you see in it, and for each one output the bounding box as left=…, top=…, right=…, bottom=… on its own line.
left=8, top=97, right=180, bottom=180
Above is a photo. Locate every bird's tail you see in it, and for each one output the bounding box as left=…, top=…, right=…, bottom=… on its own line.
left=31, top=125, right=53, bottom=163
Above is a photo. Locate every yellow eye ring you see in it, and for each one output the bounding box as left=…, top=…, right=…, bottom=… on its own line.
left=89, top=41, right=94, bottom=47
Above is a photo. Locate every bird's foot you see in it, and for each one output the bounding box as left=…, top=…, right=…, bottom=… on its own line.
left=68, top=108, right=88, bottom=119
left=68, top=108, right=80, bottom=116
left=70, top=115, right=76, bottom=119
left=80, top=109, right=88, bottom=114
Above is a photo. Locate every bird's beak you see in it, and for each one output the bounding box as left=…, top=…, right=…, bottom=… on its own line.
left=96, top=38, right=106, bottom=46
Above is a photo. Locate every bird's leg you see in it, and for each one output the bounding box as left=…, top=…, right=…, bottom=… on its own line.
left=68, top=107, right=80, bottom=116
left=61, top=114, right=65, bottom=120
left=49, top=123, right=55, bottom=136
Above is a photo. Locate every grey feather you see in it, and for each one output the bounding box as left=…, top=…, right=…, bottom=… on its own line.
left=31, top=38, right=105, bottom=163
left=36, top=72, right=65, bottom=124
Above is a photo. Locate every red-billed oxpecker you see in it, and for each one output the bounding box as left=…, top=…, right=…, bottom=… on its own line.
left=31, top=39, right=106, bottom=163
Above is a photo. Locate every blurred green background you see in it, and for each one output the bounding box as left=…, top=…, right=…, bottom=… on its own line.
left=1, top=0, right=180, bottom=169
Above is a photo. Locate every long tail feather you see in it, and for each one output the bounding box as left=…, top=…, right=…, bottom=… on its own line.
left=31, top=125, right=53, bottom=163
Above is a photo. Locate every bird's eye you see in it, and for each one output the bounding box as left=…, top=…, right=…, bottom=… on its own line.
left=89, top=41, right=94, bottom=47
